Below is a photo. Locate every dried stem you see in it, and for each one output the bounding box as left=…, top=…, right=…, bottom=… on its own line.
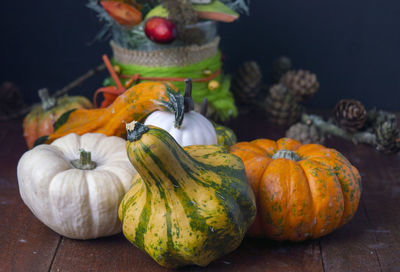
left=301, top=113, right=376, bottom=146
left=0, top=63, right=106, bottom=121
left=200, top=98, right=208, bottom=116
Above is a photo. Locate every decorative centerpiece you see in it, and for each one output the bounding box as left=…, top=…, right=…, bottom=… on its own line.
left=88, top=0, right=250, bottom=121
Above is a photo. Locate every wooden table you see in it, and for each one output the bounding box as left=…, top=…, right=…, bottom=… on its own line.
left=1, top=113, right=399, bottom=272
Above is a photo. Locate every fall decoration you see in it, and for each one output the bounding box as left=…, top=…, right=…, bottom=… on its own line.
left=207, top=79, right=220, bottom=91
left=89, top=0, right=250, bottom=121
left=162, top=0, right=200, bottom=43
left=193, top=0, right=239, bottom=22
left=280, top=70, right=320, bottom=102
left=144, top=16, right=178, bottom=44
left=34, top=82, right=185, bottom=146
left=105, top=41, right=237, bottom=121
left=0, top=82, right=25, bottom=119
left=17, top=133, right=137, bottom=239
left=300, top=113, right=376, bottom=146
left=87, top=0, right=150, bottom=49
left=231, top=61, right=262, bottom=105
left=0, top=64, right=105, bottom=122
left=371, top=110, right=400, bottom=154
left=119, top=121, right=256, bottom=267
left=286, top=122, right=325, bottom=144
left=230, top=137, right=362, bottom=241
left=292, top=113, right=399, bottom=155
left=264, top=83, right=303, bottom=126
left=192, top=0, right=212, bottom=4
left=100, top=1, right=142, bottom=27
left=23, top=89, right=93, bottom=149
left=333, top=99, right=367, bottom=132
left=270, top=56, right=293, bottom=84
left=149, top=1, right=240, bottom=24
left=144, top=79, right=218, bottom=146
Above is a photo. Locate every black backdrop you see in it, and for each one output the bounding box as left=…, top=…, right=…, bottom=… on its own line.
left=1, top=0, right=400, bottom=110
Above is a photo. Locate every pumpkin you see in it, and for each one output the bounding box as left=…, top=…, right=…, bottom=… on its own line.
left=144, top=79, right=217, bottom=146
left=230, top=138, right=361, bottom=241
left=119, top=122, right=256, bottom=268
left=34, top=81, right=185, bottom=146
left=23, top=88, right=93, bottom=149
left=17, top=133, right=137, bottom=239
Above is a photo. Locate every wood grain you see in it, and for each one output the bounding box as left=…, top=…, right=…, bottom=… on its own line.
left=50, top=233, right=324, bottom=272
left=349, top=146, right=400, bottom=272
left=0, top=119, right=60, bottom=272
left=0, top=188, right=61, bottom=272
left=50, top=234, right=171, bottom=272
left=0, top=119, right=27, bottom=189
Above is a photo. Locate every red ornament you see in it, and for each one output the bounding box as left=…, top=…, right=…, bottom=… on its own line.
left=144, top=17, right=178, bottom=44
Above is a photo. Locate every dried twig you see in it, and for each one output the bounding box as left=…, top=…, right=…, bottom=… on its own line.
left=52, top=63, right=106, bottom=97
left=301, top=113, right=376, bottom=146
left=0, top=63, right=106, bottom=121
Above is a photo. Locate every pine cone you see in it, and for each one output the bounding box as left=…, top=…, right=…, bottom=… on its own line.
left=264, top=84, right=303, bottom=126
left=0, top=82, right=25, bottom=117
left=286, top=122, right=325, bottom=144
left=280, top=70, right=319, bottom=101
left=231, top=61, right=263, bottom=105
left=333, top=99, right=367, bottom=132
left=270, top=56, right=292, bottom=84
left=372, top=111, right=400, bottom=154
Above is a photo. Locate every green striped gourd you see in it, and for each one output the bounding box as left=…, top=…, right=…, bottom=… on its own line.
left=119, top=122, right=256, bottom=268
left=213, top=122, right=237, bottom=149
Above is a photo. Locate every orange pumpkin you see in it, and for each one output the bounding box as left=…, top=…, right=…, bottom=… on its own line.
left=230, top=138, right=361, bottom=241
left=23, top=89, right=93, bottom=149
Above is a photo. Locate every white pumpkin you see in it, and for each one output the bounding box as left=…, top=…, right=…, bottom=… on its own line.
left=144, top=110, right=218, bottom=146
left=144, top=78, right=218, bottom=147
left=17, top=133, right=137, bottom=240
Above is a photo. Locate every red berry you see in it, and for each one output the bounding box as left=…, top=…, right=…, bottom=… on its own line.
left=144, top=17, right=178, bottom=44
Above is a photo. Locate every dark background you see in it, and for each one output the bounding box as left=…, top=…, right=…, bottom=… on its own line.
left=1, top=0, right=400, bottom=110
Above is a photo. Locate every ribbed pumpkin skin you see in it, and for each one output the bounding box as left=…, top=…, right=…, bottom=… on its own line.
left=230, top=138, right=361, bottom=241
left=119, top=125, right=256, bottom=268
left=41, top=82, right=183, bottom=145
left=23, top=96, right=92, bottom=149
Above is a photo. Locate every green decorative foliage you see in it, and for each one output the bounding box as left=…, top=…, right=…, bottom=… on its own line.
left=53, top=109, right=77, bottom=132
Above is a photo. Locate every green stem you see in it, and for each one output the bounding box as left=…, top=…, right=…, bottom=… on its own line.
left=301, top=113, right=376, bottom=146
left=162, top=88, right=184, bottom=129
left=272, top=150, right=301, bottom=161
left=38, top=88, right=56, bottom=111
left=126, top=121, right=149, bottom=142
left=71, top=149, right=97, bottom=170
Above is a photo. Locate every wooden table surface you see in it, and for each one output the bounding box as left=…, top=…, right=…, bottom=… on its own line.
left=1, top=113, right=399, bottom=272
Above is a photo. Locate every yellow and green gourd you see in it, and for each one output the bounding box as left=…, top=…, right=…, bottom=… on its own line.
left=213, top=122, right=237, bottom=149
left=119, top=121, right=256, bottom=268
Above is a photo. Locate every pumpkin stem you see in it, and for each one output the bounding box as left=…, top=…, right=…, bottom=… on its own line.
left=126, top=121, right=149, bottom=142
left=38, top=88, right=56, bottom=111
left=272, top=150, right=301, bottom=161
left=71, top=149, right=97, bottom=170
left=200, top=98, right=208, bottom=116
left=184, top=78, right=194, bottom=113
